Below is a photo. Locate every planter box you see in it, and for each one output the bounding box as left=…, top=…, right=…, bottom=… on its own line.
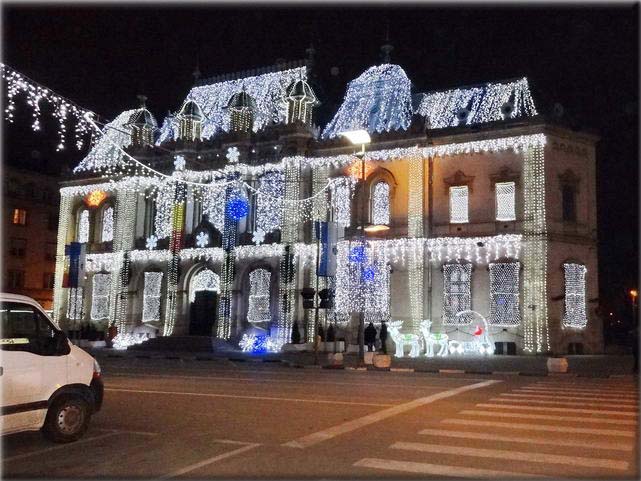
left=373, top=354, right=391, bottom=368
left=547, top=357, right=568, bottom=373
left=282, top=343, right=309, bottom=352
left=320, top=341, right=345, bottom=353
left=364, top=352, right=374, bottom=364
left=327, top=352, right=344, bottom=365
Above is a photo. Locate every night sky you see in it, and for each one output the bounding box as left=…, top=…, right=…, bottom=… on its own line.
left=3, top=4, right=638, bottom=333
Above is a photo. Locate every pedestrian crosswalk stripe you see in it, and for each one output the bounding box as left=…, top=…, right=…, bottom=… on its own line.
left=390, top=442, right=629, bottom=471
left=490, top=397, right=638, bottom=409
left=353, top=458, right=545, bottom=478
left=476, top=403, right=639, bottom=416
left=519, top=387, right=638, bottom=396
left=443, top=418, right=636, bottom=437
left=503, top=392, right=638, bottom=403
left=534, top=382, right=638, bottom=388
left=418, top=428, right=634, bottom=451
left=459, top=410, right=637, bottom=426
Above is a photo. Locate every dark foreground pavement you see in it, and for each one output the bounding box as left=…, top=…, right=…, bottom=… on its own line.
left=3, top=357, right=639, bottom=479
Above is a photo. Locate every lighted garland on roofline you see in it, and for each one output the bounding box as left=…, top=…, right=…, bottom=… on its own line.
left=1, top=63, right=92, bottom=150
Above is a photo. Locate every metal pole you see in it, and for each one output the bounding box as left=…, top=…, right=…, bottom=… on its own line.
left=314, top=228, right=321, bottom=365
left=358, top=148, right=366, bottom=365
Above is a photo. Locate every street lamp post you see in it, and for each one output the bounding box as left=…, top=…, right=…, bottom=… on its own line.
left=630, top=289, right=638, bottom=327
left=340, top=130, right=372, bottom=365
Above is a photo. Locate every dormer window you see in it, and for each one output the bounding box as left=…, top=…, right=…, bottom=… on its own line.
left=227, top=91, right=255, bottom=133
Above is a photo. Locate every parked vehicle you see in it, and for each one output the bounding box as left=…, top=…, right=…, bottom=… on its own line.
left=1, top=293, right=103, bottom=442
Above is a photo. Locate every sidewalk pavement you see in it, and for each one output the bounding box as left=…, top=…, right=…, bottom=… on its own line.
left=87, top=346, right=637, bottom=378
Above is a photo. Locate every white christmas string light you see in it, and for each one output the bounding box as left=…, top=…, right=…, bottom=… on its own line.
left=562, top=263, right=588, bottom=329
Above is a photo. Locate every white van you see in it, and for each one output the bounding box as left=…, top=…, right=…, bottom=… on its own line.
left=1, top=293, right=103, bottom=443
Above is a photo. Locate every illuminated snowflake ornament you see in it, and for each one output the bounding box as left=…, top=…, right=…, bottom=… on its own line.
left=252, top=229, right=266, bottom=245
left=146, top=235, right=158, bottom=250
left=226, top=146, right=240, bottom=163
left=173, top=155, right=186, bottom=171
left=195, top=231, right=209, bottom=248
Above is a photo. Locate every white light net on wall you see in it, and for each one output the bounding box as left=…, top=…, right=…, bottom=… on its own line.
left=154, top=184, right=175, bottom=239
left=67, top=287, right=84, bottom=320
left=248, top=268, right=271, bottom=323
left=489, top=262, right=521, bottom=326
left=443, top=263, right=472, bottom=325
left=563, top=263, right=588, bottom=328
left=101, top=206, right=114, bottom=242
left=201, top=182, right=227, bottom=232
left=372, top=182, right=390, bottom=225
left=331, top=179, right=352, bottom=227
left=142, top=272, right=163, bottom=322
left=256, top=171, right=284, bottom=233
left=78, top=209, right=90, bottom=243
left=90, top=273, right=111, bottom=320
left=496, top=182, right=516, bottom=221
left=449, top=186, right=469, bottom=224
left=190, top=269, right=220, bottom=302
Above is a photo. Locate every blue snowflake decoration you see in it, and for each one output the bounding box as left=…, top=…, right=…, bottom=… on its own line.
left=361, top=265, right=377, bottom=283
left=225, top=195, right=249, bottom=221
left=349, top=245, right=367, bottom=264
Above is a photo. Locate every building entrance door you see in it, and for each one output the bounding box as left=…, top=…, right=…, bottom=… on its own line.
left=189, top=291, right=218, bottom=336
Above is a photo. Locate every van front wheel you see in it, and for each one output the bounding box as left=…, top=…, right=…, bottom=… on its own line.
left=42, top=396, right=90, bottom=443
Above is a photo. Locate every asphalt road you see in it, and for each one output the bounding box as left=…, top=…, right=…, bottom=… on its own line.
left=3, top=357, right=639, bottom=479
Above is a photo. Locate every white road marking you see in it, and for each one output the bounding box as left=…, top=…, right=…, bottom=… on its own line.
left=475, top=403, right=639, bottom=416
left=418, top=428, right=635, bottom=451
left=105, top=387, right=393, bottom=407
left=391, top=441, right=629, bottom=471
left=460, top=409, right=637, bottom=425
left=519, top=387, right=638, bottom=396
left=282, top=379, right=500, bottom=449
left=97, top=428, right=160, bottom=436
left=106, top=372, right=451, bottom=391
left=353, top=457, right=545, bottom=478
left=502, top=392, right=639, bottom=402
left=491, top=397, right=638, bottom=408
left=443, top=418, right=637, bottom=437
left=158, top=443, right=259, bottom=479
left=4, top=432, right=121, bottom=462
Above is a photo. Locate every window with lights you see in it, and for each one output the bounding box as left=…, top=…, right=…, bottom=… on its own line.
left=489, top=262, right=521, bottom=326
left=247, top=268, right=271, bottom=323
left=90, top=273, right=111, bottom=320
left=449, top=186, right=469, bottom=224
left=443, top=263, right=472, bottom=324
left=77, top=209, right=90, bottom=243
left=495, top=182, right=516, bottom=221
left=142, top=272, right=163, bottom=322
left=190, top=269, right=220, bottom=302
left=371, top=181, right=390, bottom=226
left=101, top=206, right=114, bottom=242
left=563, top=263, right=588, bottom=328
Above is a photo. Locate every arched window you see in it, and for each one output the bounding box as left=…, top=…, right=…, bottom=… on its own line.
left=331, top=178, right=352, bottom=227
left=77, top=209, right=90, bottom=243
left=190, top=269, right=220, bottom=302
left=247, top=268, right=271, bottom=323
left=101, top=206, right=114, bottom=242
left=142, top=272, right=163, bottom=322
left=371, top=181, right=390, bottom=225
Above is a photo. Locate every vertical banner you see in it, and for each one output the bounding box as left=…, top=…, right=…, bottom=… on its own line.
left=63, top=242, right=86, bottom=288
left=316, top=221, right=337, bottom=277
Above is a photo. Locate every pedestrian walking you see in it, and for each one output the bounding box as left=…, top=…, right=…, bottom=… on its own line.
left=364, top=322, right=377, bottom=352
left=379, top=321, right=388, bottom=354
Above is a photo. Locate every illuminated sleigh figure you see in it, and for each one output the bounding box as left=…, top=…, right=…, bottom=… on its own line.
left=447, top=310, right=495, bottom=356
left=388, top=321, right=421, bottom=358
left=419, top=320, right=449, bottom=357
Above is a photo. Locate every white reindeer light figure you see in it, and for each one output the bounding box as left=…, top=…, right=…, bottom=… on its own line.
left=388, top=321, right=421, bottom=358
left=419, top=320, right=449, bottom=357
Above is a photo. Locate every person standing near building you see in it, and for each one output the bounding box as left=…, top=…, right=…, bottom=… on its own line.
left=364, top=322, right=377, bottom=352
left=379, top=321, right=388, bottom=354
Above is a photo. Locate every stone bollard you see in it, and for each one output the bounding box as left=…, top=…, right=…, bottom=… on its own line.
left=327, top=352, right=344, bottom=365
left=373, top=354, right=392, bottom=369
left=547, top=357, right=569, bottom=373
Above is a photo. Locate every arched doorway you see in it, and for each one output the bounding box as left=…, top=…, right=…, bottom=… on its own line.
left=189, top=269, right=220, bottom=336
